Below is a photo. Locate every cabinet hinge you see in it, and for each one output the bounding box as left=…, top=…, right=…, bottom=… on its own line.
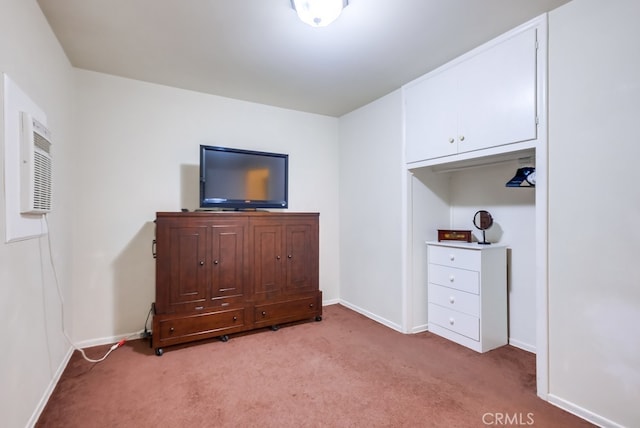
left=535, top=116, right=539, bottom=125
left=535, top=39, right=539, bottom=50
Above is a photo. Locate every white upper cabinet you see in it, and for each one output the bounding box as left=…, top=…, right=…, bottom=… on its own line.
left=405, top=64, right=459, bottom=161
left=404, top=20, right=541, bottom=165
left=458, top=27, right=537, bottom=153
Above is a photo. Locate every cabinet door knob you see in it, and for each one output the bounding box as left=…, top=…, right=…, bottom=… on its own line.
left=448, top=137, right=455, bottom=144
left=459, top=135, right=465, bottom=141
left=213, top=260, right=219, bottom=265
left=449, top=318, right=455, bottom=325
left=199, top=261, right=205, bottom=266
left=276, top=256, right=281, bottom=260
left=449, top=296, right=455, bottom=304
left=288, top=254, right=292, bottom=259
left=449, top=275, right=455, bottom=282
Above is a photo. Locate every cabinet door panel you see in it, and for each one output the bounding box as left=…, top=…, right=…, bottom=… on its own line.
left=210, top=222, right=246, bottom=304
left=161, top=225, right=208, bottom=312
left=285, top=223, right=318, bottom=292
left=405, top=68, right=458, bottom=162
left=252, top=224, right=283, bottom=297
left=458, top=27, right=537, bottom=153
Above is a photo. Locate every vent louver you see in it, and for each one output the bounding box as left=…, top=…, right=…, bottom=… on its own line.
left=20, top=112, right=52, bottom=214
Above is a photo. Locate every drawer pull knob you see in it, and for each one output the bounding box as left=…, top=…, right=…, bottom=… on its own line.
left=309, top=303, right=314, bottom=308
left=262, top=311, right=267, bottom=316
left=199, top=261, right=205, bottom=266
left=169, top=327, right=175, bottom=333
left=195, top=306, right=204, bottom=310
left=213, top=260, right=219, bottom=265
left=449, top=296, right=455, bottom=304
left=288, top=254, right=292, bottom=259
left=448, top=137, right=454, bottom=144
left=449, top=275, right=455, bottom=282
left=449, top=318, right=455, bottom=325
left=449, top=254, right=455, bottom=261
left=233, top=316, right=238, bottom=321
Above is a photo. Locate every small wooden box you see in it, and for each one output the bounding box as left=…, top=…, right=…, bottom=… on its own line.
left=437, top=229, right=472, bottom=242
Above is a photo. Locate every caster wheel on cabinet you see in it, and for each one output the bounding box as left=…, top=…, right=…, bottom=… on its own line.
left=155, top=348, right=163, bottom=356
left=270, top=325, right=280, bottom=331
left=220, top=335, right=229, bottom=342
left=315, top=316, right=322, bottom=322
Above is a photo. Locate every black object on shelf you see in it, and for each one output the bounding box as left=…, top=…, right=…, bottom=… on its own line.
left=506, top=167, right=535, bottom=187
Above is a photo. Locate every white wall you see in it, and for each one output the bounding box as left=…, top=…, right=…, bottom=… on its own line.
left=71, top=70, right=341, bottom=343
left=548, top=1, right=640, bottom=426
left=338, top=90, right=405, bottom=331
left=409, top=168, right=450, bottom=332
left=0, top=0, right=75, bottom=427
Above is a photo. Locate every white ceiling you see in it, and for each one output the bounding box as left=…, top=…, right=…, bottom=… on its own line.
left=37, top=0, right=570, bottom=117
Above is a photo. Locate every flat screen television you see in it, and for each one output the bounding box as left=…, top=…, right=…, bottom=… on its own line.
left=199, top=145, right=288, bottom=210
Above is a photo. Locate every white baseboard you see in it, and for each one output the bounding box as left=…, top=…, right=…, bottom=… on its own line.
left=74, top=330, right=144, bottom=349
left=338, top=299, right=403, bottom=332
left=547, top=394, right=623, bottom=428
left=410, top=323, right=428, bottom=334
left=322, top=298, right=340, bottom=306
left=508, top=337, right=536, bottom=353
left=310, top=299, right=428, bottom=334
left=27, top=346, right=74, bottom=428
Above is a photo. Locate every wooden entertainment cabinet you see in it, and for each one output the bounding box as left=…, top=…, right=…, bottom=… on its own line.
left=151, top=211, right=322, bottom=355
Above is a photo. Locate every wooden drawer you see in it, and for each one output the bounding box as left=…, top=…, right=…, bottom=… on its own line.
left=254, top=296, right=319, bottom=327
left=209, top=295, right=245, bottom=309
left=160, top=300, right=208, bottom=315
left=428, top=245, right=481, bottom=270
left=158, top=296, right=243, bottom=314
left=156, top=308, right=245, bottom=344
left=428, top=264, right=479, bottom=294
left=428, top=303, right=480, bottom=341
left=428, top=283, right=479, bottom=317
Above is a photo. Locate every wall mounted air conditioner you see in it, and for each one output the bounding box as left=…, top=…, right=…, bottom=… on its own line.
left=20, top=112, right=52, bottom=214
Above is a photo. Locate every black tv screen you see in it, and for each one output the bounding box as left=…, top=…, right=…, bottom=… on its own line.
left=199, top=145, right=288, bottom=210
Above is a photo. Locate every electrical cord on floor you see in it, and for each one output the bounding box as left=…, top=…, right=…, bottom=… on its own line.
left=44, top=214, right=140, bottom=363
left=142, top=304, right=153, bottom=340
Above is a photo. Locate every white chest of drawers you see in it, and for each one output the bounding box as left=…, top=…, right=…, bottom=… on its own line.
left=427, top=242, right=507, bottom=353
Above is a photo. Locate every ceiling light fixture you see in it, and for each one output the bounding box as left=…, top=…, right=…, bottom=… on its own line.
left=291, top=0, right=349, bottom=27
